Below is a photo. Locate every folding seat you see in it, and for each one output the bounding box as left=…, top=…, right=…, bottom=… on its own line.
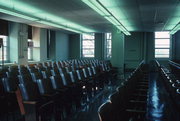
left=109, top=92, right=122, bottom=120
left=65, top=66, right=71, bottom=73
left=70, top=65, right=76, bottom=72
left=90, top=66, right=104, bottom=89
left=50, top=75, right=72, bottom=106
left=18, top=66, right=31, bottom=76
left=34, top=72, right=66, bottom=120
left=98, top=101, right=113, bottom=121
left=65, top=72, right=83, bottom=108
left=51, top=69, right=58, bottom=77
left=175, top=89, right=180, bottom=111
left=42, top=62, right=49, bottom=67
left=19, top=81, right=54, bottom=121
left=61, top=72, right=81, bottom=93
left=0, top=82, right=9, bottom=120
left=41, top=70, right=52, bottom=79
left=81, top=68, right=96, bottom=97
left=56, top=67, right=66, bottom=74
left=1, top=77, right=20, bottom=121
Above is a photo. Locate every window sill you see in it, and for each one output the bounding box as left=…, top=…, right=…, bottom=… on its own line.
left=155, top=58, right=170, bottom=61
left=28, top=60, right=40, bottom=64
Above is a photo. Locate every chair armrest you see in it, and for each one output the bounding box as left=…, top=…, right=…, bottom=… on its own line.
left=23, top=101, right=37, bottom=105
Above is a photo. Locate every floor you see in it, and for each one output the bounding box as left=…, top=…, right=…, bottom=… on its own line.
left=147, top=72, right=179, bottom=121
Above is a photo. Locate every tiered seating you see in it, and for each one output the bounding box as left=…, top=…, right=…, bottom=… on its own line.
left=156, top=60, right=180, bottom=115
left=169, top=60, right=180, bottom=79
left=0, top=59, right=117, bottom=121
left=98, top=61, right=149, bottom=121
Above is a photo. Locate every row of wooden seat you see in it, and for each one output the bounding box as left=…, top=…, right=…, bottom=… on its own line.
left=157, top=61, right=180, bottom=115
left=98, top=61, right=149, bottom=121
left=0, top=59, right=118, bottom=121
left=169, top=60, right=180, bottom=79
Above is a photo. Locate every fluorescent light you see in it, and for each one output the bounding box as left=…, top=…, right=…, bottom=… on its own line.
left=0, top=8, right=38, bottom=21
left=82, top=0, right=131, bottom=35
left=170, top=22, right=180, bottom=35
left=0, top=1, right=95, bottom=33
left=39, top=21, right=83, bottom=33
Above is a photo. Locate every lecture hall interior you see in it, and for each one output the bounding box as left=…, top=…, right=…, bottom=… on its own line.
left=0, top=0, right=180, bottom=121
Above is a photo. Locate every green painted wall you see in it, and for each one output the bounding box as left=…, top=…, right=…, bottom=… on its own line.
left=9, top=22, right=28, bottom=65
left=49, top=30, right=56, bottom=60
left=32, top=27, right=47, bottom=62
left=9, top=22, right=19, bottom=63
left=55, top=31, right=69, bottom=60
left=124, top=32, right=155, bottom=69
left=95, top=33, right=105, bottom=60
left=40, top=28, right=48, bottom=62
left=32, top=27, right=40, bottom=61
left=69, top=34, right=81, bottom=59
left=124, top=32, right=144, bottom=69
left=172, top=30, right=180, bottom=60
left=145, top=32, right=155, bottom=64
left=18, top=24, right=28, bottom=65
left=111, top=28, right=124, bottom=72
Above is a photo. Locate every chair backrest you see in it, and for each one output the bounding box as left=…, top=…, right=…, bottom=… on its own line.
left=19, top=82, right=40, bottom=101
left=91, top=66, right=96, bottom=75
left=82, top=68, right=88, bottom=78
left=50, top=76, right=64, bottom=90
left=60, top=73, right=68, bottom=86
left=36, top=78, right=55, bottom=95
left=63, top=73, right=73, bottom=85
left=69, top=71, right=76, bottom=83
left=76, top=70, right=82, bottom=80
left=2, top=77, right=17, bottom=92
left=31, top=72, right=43, bottom=82
left=87, top=67, right=93, bottom=76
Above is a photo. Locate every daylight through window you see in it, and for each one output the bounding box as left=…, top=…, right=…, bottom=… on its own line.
left=82, top=33, right=95, bottom=58
left=105, top=33, right=112, bottom=58
left=155, top=32, right=170, bottom=58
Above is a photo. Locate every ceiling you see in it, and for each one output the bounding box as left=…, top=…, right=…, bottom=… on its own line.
left=0, top=0, right=179, bottom=33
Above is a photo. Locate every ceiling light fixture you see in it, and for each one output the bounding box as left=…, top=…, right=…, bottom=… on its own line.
left=170, top=22, right=180, bottom=35
left=0, top=8, right=38, bottom=21
left=0, top=1, right=94, bottom=33
left=82, top=0, right=131, bottom=35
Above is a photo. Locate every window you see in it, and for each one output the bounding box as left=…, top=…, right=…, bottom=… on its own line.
left=105, top=33, right=112, bottom=58
left=28, top=39, right=33, bottom=60
left=28, top=26, right=33, bottom=60
left=82, top=33, right=95, bottom=58
left=155, top=31, right=170, bottom=58
left=0, top=35, right=8, bottom=61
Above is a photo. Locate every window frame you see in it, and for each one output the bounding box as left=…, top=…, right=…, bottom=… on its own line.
left=154, top=31, right=171, bottom=59
left=0, top=35, right=9, bottom=63
left=28, top=39, right=33, bottom=61
left=105, top=33, right=112, bottom=59
left=81, top=33, right=95, bottom=58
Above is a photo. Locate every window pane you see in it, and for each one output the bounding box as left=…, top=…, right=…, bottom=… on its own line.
left=106, top=33, right=112, bottom=39
left=28, top=48, right=31, bottom=60
left=155, top=32, right=170, bottom=58
left=82, top=34, right=95, bottom=39
left=155, top=32, right=170, bottom=38
left=155, top=39, right=170, bottom=48
left=0, top=36, right=8, bottom=61
left=82, top=33, right=95, bottom=57
left=105, top=33, right=112, bottom=58
left=107, top=49, right=112, bottom=58
left=28, top=39, right=33, bottom=60
left=155, top=49, right=169, bottom=58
